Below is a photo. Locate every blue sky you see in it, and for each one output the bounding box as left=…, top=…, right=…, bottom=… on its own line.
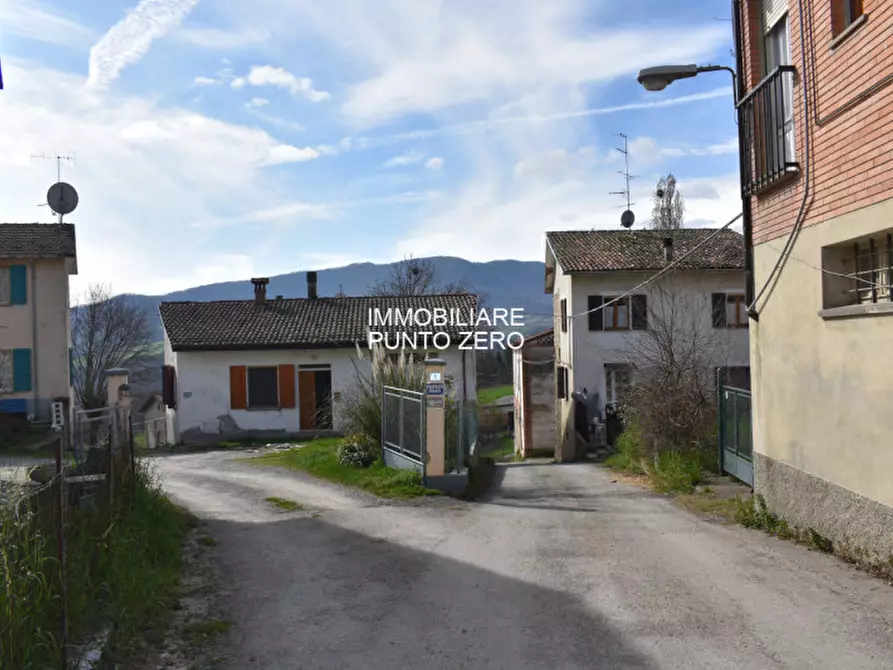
left=0, top=0, right=742, bottom=296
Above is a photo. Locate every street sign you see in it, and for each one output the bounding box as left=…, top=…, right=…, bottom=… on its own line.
left=427, top=397, right=444, bottom=408
left=426, top=382, right=444, bottom=396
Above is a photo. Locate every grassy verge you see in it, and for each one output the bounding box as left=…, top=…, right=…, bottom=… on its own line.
left=265, top=496, right=303, bottom=511
left=603, top=423, right=706, bottom=494
left=482, top=434, right=516, bottom=462
left=477, top=385, right=512, bottom=406
left=248, top=438, right=439, bottom=499
left=0, top=464, right=190, bottom=668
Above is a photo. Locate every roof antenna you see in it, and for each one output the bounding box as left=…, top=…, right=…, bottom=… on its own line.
left=608, top=133, right=636, bottom=230
left=31, top=153, right=78, bottom=223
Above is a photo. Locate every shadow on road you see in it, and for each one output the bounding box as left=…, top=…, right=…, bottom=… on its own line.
left=203, top=513, right=657, bottom=670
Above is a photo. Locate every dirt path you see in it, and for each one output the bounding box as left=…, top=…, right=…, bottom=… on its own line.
left=151, top=451, right=893, bottom=669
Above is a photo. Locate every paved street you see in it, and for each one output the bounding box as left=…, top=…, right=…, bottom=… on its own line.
left=153, top=452, right=893, bottom=670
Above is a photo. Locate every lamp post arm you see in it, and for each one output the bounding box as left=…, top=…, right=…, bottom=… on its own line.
left=697, top=65, right=738, bottom=104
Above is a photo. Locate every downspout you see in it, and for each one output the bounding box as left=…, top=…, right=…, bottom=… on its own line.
left=731, top=0, right=756, bottom=319
left=31, top=261, right=39, bottom=411
left=461, top=349, right=467, bottom=402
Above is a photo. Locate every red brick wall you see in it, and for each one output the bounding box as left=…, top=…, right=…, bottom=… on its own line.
left=739, top=0, right=893, bottom=245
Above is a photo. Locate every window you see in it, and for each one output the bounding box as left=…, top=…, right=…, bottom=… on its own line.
left=602, top=295, right=647, bottom=331
left=764, top=14, right=795, bottom=163
left=821, top=233, right=893, bottom=310
left=560, top=298, right=567, bottom=332
left=0, top=349, right=32, bottom=392
left=557, top=365, right=568, bottom=399
left=712, top=293, right=748, bottom=328
left=0, top=265, right=27, bottom=306
left=833, top=0, right=864, bottom=36
left=247, top=367, right=279, bottom=408
left=605, top=364, right=632, bottom=410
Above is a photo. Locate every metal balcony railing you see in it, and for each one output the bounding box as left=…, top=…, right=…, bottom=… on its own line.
left=738, top=65, right=798, bottom=196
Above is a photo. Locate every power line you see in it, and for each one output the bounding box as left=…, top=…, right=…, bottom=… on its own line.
left=764, top=241, right=892, bottom=292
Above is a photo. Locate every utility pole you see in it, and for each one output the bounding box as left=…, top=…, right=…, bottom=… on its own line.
left=609, top=133, right=636, bottom=228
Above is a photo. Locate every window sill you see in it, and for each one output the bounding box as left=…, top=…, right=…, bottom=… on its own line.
left=245, top=406, right=282, bottom=411
left=831, top=13, right=868, bottom=51
left=749, top=166, right=800, bottom=197
left=819, top=302, right=893, bottom=320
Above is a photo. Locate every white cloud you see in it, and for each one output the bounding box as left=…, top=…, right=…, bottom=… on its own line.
left=317, top=137, right=354, bottom=156
left=87, top=0, right=201, bottom=89
left=233, top=66, right=331, bottom=102
left=383, top=151, right=424, bottom=168
left=246, top=97, right=269, bottom=108
left=0, top=1, right=96, bottom=48
left=425, top=157, right=444, bottom=170
left=194, top=76, right=219, bottom=86
left=245, top=110, right=307, bottom=133
left=264, top=145, right=320, bottom=165
left=170, top=26, right=267, bottom=49
left=514, top=148, right=596, bottom=180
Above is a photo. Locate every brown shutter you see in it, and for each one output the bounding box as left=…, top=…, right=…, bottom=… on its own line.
left=712, top=293, right=727, bottom=328
left=230, top=365, right=247, bottom=410
left=162, top=365, right=177, bottom=409
left=278, top=364, right=296, bottom=409
left=631, top=295, right=648, bottom=330
left=587, top=296, right=603, bottom=331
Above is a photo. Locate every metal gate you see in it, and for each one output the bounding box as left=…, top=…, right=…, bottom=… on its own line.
left=381, top=385, right=427, bottom=482
left=718, top=384, right=753, bottom=486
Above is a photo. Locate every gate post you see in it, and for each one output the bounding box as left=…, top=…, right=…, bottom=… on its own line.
left=424, top=358, right=447, bottom=477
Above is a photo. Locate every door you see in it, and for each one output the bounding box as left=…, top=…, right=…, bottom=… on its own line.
left=298, top=371, right=317, bottom=430
left=314, top=369, right=332, bottom=429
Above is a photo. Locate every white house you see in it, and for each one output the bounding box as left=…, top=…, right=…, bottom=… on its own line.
left=545, top=229, right=750, bottom=461
left=158, top=273, right=477, bottom=443
left=0, top=223, right=77, bottom=420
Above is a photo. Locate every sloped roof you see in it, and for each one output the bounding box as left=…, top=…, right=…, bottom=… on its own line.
left=160, top=294, right=479, bottom=351
left=546, top=228, right=744, bottom=273
left=0, top=223, right=77, bottom=259
left=524, top=328, right=553, bottom=346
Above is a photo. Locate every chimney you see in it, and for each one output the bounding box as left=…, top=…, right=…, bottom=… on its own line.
left=663, top=236, right=674, bottom=262
left=307, top=271, right=318, bottom=299
left=251, top=277, right=269, bottom=305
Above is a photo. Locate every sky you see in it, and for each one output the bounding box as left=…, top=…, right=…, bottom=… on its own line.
left=0, top=0, right=743, bottom=297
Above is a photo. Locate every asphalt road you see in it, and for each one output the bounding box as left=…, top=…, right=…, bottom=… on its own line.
left=153, top=451, right=893, bottom=670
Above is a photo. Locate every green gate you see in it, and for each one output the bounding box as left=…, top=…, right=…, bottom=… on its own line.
left=717, top=377, right=753, bottom=486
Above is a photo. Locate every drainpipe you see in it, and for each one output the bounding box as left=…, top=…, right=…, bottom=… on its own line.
left=31, top=261, right=40, bottom=413
left=461, top=349, right=467, bottom=402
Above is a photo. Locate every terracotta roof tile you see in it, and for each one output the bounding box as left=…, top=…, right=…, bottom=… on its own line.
left=160, top=294, right=479, bottom=351
left=0, top=223, right=77, bottom=258
left=546, top=228, right=744, bottom=273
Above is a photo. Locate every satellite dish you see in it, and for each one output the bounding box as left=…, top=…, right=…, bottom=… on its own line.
left=621, top=209, right=635, bottom=228
left=47, top=182, right=78, bottom=216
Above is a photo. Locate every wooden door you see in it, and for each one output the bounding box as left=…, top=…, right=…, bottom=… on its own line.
left=298, top=371, right=317, bottom=430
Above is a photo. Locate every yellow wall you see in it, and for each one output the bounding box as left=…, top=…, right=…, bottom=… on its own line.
left=751, top=196, right=893, bottom=508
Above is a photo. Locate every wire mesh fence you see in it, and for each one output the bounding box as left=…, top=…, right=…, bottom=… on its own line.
left=1, top=402, right=137, bottom=669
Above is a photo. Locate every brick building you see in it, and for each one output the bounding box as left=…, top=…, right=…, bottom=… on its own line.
left=734, top=0, right=893, bottom=563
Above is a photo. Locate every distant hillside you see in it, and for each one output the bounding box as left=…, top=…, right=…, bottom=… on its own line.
left=94, top=257, right=551, bottom=398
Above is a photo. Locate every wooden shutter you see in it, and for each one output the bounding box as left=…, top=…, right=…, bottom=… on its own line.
left=278, top=364, right=296, bottom=409
left=162, top=365, right=177, bottom=408
left=12, top=348, right=32, bottom=392
left=556, top=366, right=567, bottom=399
left=560, top=299, right=567, bottom=332
left=229, top=365, right=247, bottom=410
left=587, top=296, right=603, bottom=331
left=712, top=293, right=727, bottom=327
left=631, top=295, right=648, bottom=330
left=10, top=265, right=27, bottom=305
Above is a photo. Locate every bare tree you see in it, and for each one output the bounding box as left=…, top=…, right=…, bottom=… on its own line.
left=71, top=284, right=156, bottom=410
left=619, top=280, right=728, bottom=453
left=650, top=174, right=685, bottom=230
left=368, top=255, right=470, bottom=296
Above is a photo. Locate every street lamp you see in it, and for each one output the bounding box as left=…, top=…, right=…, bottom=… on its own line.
left=635, top=61, right=755, bottom=319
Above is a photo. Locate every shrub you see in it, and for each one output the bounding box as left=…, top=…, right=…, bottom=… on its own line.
left=604, top=421, right=646, bottom=474
left=647, top=449, right=703, bottom=493
left=337, top=434, right=377, bottom=468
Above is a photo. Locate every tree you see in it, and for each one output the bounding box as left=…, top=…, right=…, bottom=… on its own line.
left=71, top=284, right=156, bottom=410
left=368, top=255, right=470, bottom=296
left=650, top=174, right=685, bottom=230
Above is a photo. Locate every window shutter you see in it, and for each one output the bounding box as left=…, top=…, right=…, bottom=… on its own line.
left=712, top=293, right=727, bottom=327
left=761, top=0, right=786, bottom=32
left=560, top=299, right=568, bottom=332
left=556, top=366, right=566, bottom=399
left=69, top=348, right=74, bottom=386
left=278, top=364, right=296, bottom=409
left=631, top=295, right=648, bottom=330
left=162, top=365, right=177, bottom=408
left=587, top=296, right=603, bottom=331
left=10, top=265, right=27, bottom=305
left=12, top=349, right=32, bottom=392
left=229, top=365, right=247, bottom=410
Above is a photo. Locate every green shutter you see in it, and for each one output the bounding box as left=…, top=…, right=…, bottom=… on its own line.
left=12, top=349, right=32, bottom=392
left=10, top=265, right=27, bottom=305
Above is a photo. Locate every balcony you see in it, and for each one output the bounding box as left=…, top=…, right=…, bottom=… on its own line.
left=738, top=65, right=799, bottom=196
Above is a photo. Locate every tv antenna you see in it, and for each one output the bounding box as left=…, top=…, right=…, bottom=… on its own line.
left=31, top=153, right=78, bottom=223
left=609, top=133, right=636, bottom=229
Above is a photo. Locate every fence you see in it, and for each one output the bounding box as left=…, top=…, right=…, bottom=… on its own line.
left=381, top=385, right=426, bottom=480
left=131, top=416, right=170, bottom=450
left=0, top=400, right=136, bottom=669
left=717, top=382, right=753, bottom=487
left=446, top=399, right=478, bottom=474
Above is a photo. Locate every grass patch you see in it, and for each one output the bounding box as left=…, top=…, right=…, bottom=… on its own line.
left=0, top=463, right=190, bottom=668
left=646, top=450, right=703, bottom=494
left=264, top=497, right=303, bottom=511
left=477, top=385, right=512, bottom=406
left=482, top=434, right=515, bottom=461
left=676, top=493, right=748, bottom=521
left=603, top=425, right=646, bottom=475
left=249, top=438, right=439, bottom=499
left=197, top=535, right=217, bottom=547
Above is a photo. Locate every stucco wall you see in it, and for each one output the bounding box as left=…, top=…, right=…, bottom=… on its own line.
left=569, top=269, right=749, bottom=416
left=550, top=263, right=576, bottom=460
left=751, top=197, right=893, bottom=510
left=166, top=344, right=474, bottom=440
left=0, top=258, right=72, bottom=407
